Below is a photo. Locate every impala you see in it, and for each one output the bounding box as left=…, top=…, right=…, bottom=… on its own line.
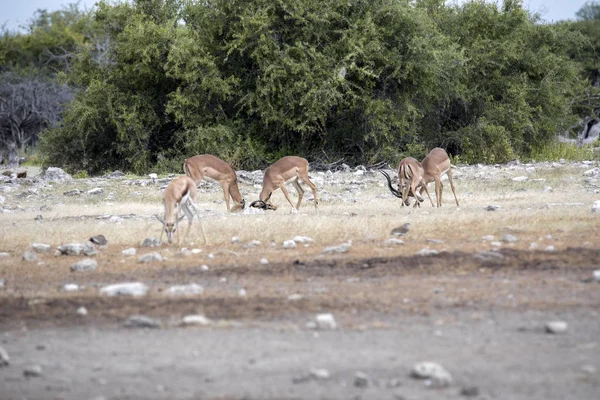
left=250, top=156, right=318, bottom=211
left=155, top=176, right=207, bottom=245
left=380, top=157, right=433, bottom=208
left=420, top=148, right=460, bottom=207
left=183, top=154, right=245, bottom=212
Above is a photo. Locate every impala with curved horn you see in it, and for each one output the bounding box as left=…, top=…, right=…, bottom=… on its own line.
left=183, top=154, right=245, bottom=212
left=380, top=157, right=433, bottom=207
left=155, top=176, right=207, bottom=245
left=250, top=156, right=318, bottom=211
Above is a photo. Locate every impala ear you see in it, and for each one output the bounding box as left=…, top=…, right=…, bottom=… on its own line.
left=155, top=214, right=165, bottom=224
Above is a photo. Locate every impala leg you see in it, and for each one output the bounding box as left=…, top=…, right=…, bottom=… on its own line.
left=187, top=199, right=207, bottom=244
left=220, top=180, right=231, bottom=211
left=411, top=181, right=421, bottom=208
left=299, top=174, right=319, bottom=208
left=278, top=183, right=297, bottom=210
left=401, top=178, right=411, bottom=207
left=434, top=177, right=443, bottom=207
left=419, top=182, right=435, bottom=207
left=447, top=168, right=460, bottom=206
left=291, top=178, right=304, bottom=209
left=180, top=201, right=195, bottom=244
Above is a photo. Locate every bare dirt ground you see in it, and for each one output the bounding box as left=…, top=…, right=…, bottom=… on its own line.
left=0, top=161, right=599, bottom=399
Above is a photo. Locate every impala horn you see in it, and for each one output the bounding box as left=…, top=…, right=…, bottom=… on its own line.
left=379, top=170, right=402, bottom=199
left=250, top=200, right=267, bottom=209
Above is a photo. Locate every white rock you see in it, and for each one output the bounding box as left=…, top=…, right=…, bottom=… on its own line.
left=544, top=245, right=556, bottom=252
left=63, top=283, right=80, bottom=292
left=138, top=252, right=163, bottom=263
left=32, top=243, right=51, bottom=253
left=293, top=236, right=314, bottom=244
left=503, top=234, right=519, bottom=243
left=238, top=288, right=247, bottom=297
left=545, top=321, right=568, bottom=334
left=100, top=282, right=149, bottom=297
left=512, top=176, right=528, bottom=182
left=71, top=258, right=97, bottom=272
left=259, top=257, right=269, bottom=265
left=57, top=243, right=96, bottom=256
left=322, top=241, right=352, bottom=254
left=108, top=216, right=124, bottom=224
left=315, top=313, right=337, bottom=329
left=244, top=240, right=261, bottom=248
left=124, top=315, right=161, bottom=329
left=0, top=252, right=9, bottom=258
left=411, top=361, right=453, bottom=388
left=384, top=238, right=404, bottom=246
left=473, top=251, right=504, bottom=261
left=593, top=270, right=600, bottom=281
left=23, top=364, right=43, bottom=377
left=354, top=371, right=370, bottom=387
left=592, top=200, right=600, bottom=213
left=140, top=237, right=161, bottom=247
left=122, top=247, right=136, bottom=256
left=417, top=248, right=439, bottom=256
left=490, top=241, right=502, bottom=247
left=148, top=173, right=158, bottom=180
left=191, top=248, right=202, bottom=254
left=76, top=306, right=88, bottom=316
left=231, top=236, right=241, bottom=243
left=200, top=264, right=209, bottom=271
left=481, top=235, right=494, bottom=241
left=583, top=167, right=600, bottom=177
left=288, top=294, right=303, bottom=301
left=44, top=167, right=72, bottom=182
left=166, top=283, right=204, bottom=296
left=309, top=368, right=331, bottom=380
left=22, top=251, right=37, bottom=262
left=283, top=240, right=297, bottom=249
left=182, top=314, right=212, bottom=326
left=87, top=187, right=104, bottom=195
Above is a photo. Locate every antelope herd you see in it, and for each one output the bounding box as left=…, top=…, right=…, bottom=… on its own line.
left=158, top=148, right=459, bottom=244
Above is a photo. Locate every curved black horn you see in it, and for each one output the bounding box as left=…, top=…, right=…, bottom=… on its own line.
left=250, top=200, right=267, bottom=209
left=378, top=170, right=402, bottom=199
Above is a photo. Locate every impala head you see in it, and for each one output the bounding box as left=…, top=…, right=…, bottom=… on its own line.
left=249, top=200, right=277, bottom=210
left=379, top=170, right=403, bottom=199
left=155, top=214, right=185, bottom=244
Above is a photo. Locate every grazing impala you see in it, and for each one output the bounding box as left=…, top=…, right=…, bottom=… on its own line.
left=183, top=154, right=245, bottom=212
left=250, top=156, right=318, bottom=211
left=380, top=157, right=434, bottom=208
left=155, top=176, right=207, bottom=245
left=420, top=148, right=459, bottom=207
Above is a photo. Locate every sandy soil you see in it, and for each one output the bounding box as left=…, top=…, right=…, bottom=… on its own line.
left=0, top=161, right=599, bottom=399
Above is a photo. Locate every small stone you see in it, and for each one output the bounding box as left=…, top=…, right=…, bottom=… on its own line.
left=411, top=361, right=452, bottom=388
left=138, top=252, right=163, bottom=263
left=544, top=245, right=556, bottom=252
left=122, top=247, right=136, bottom=256
left=200, top=264, right=209, bottom=271
left=485, top=205, right=500, bottom=211
left=166, top=283, right=204, bottom=296
left=583, top=167, right=600, bottom=177
left=391, top=223, right=411, bottom=236
left=384, top=238, right=404, bottom=246
left=0, top=346, right=9, bottom=367
left=460, top=386, right=480, bottom=397
left=87, top=187, right=104, bottom=195
left=473, top=251, right=504, bottom=262
left=592, top=200, right=600, bottom=213
left=417, top=248, right=438, bottom=256
left=23, top=364, right=43, bottom=377
left=427, top=239, right=444, bottom=244
left=100, top=282, right=149, bottom=297
left=259, top=257, right=269, bottom=265
left=182, top=315, right=212, bottom=326
left=543, top=186, right=553, bottom=192
left=231, top=236, right=241, bottom=243
left=57, top=243, right=96, bottom=256
left=490, top=241, right=502, bottom=247
left=243, top=240, right=261, bottom=248
left=545, top=321, right=568, bottom=334
left=293, top=236, right=314, bottom=244
left=309, top=368, right=330, bottom=380
left=71, top=258, right=97, bottom=272
left=283, top=240, right=297, bottom=249
left=63, top=283, right=80, bottom=292
left=140, top=237, right=161, bottom=247
left=593, top=270, right=600, bottom=282
left=22, top=251, right=37, bottom=262
left=315, top=313, right=337, bottom=329
left=108, top=216, right=124, bottom=224
left=322, top=241, right=352, bottom=254
left=0, top=252, right=10, bottom=258
left=45, top=167, right=72, bottom=182
left=503, top=234, right=519, bottom=243
left=238, top=288, right=247, bottom=297
left=63, top=189, right=81, bottom=196
left=124, top=315, right=162, bottom=329
left=512, top=176, right=528, bottom=182
left=149, top=173, right=158, bottom=180
left=481, top=235, right=494, bottom=241
left=76, top=306, right=88, bottom=316
left=32, top=243, right=51, bottom=253
left=288, top=294, right=303, bottom=301
left=354, top=371, right=370, bottom=387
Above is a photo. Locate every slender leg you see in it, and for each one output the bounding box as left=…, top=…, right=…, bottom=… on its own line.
left=291, top=178, right=304, bottom=209
left=298, top=174, right=318, bottom=208
left=278, top=182, right=297, bottom=210
left=220, top=180, right=231, bottom=211
left=186, top=199, right=207, bottom=244
left=447, top=168, right=460, bottom=206
left=419, top=182, right=435, bottom=207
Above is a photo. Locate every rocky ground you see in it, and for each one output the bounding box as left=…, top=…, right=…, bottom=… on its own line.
left=0, top=160, right=599, bottom=400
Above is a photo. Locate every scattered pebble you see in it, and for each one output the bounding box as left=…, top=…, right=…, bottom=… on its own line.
left=231, top=236, right=241, bottom=243
left=473, top=251, right=504, bottom=262
left=100, top=282, right=149, bottom=297
left=138, top=252, right=163, bottom=263
left=544, top=245, right=556, bottom=252
left=57, top=243, right=96, bottom=256
left=31, top=243, right=51, bottom=253
left=310, top=368, right=331, bottom=380
left=23, top=364, right=43, bottom=377
left=63, top=283, right=80, bottom=292
left=140, top=237, right=161, bottom=247
left=288, top=294, right=303, bottom=301
left=0, top=252, right=9, bottom=258
left=593, top=270, right=600, bottom=282
left=322, top=241, right=352, bottom=254
left=481, top=235, right=494, bottom=241
left=354, top=371, right=371, bottom=387
left=592, top=200, right=600, bottom=213
left=259, top=257, right=269, bottom=265
left=293, top=236, right=314, bottom=244
left=71, top=258, right=97, bottom=272
left=545, top=321, right=568, bottom=334
left=282, top=240, right=297, bottom=249
left=87, top=188, right=104, bottom=195
left=108, top=216, right=124, bottom=224
left=384, top=238, right=404, bottom=246
left=182, top=315, right=212, bottom=326
left=485, top=205, right=500, bottom=211
left=22, top=251, right=37, bottom=262
left=77, top=306, right=88, bottom=316
left=460, top=386, right=480, bottom=397
left=166, top=283, right=204, bottom=296
left=124, top=315, right=162, bottom=329
left=411, top=361, right=453, bottom=388
left=122, top=248, right=136, bottom=256
left=244, top=240, right=261, bottom=248
left=503, top=234, right=519, bottom=243
left=427, top=239, right=444, bottom=244
left=417, top=248, right=439, bottom=256
left=512, top=176, right=528, bottom=182
left=315, top=313, right=337, bottom=330
left=238, top=288, right=247, bottom=297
